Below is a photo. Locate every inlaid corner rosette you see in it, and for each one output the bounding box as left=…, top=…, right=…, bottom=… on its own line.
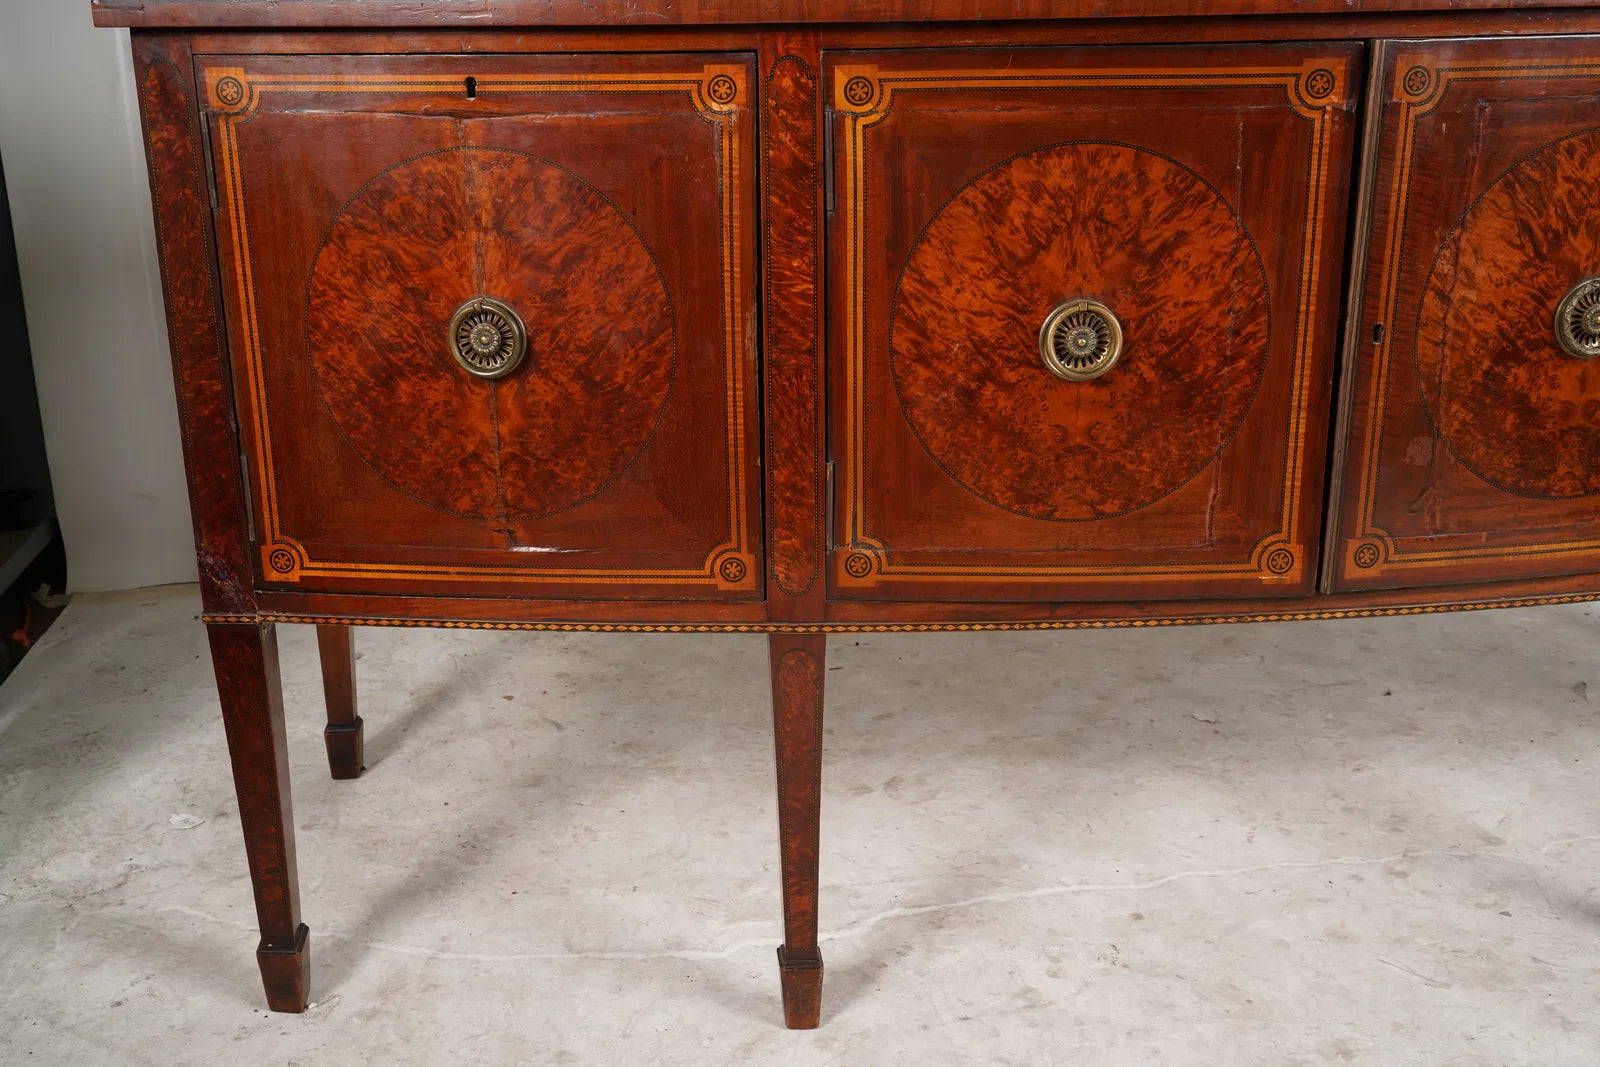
left=206, top=67, right=253, bottom=113
left=699, top=66, right=746, bottom=113
left=831, top=55, right=1351, bottom=593
left=835, top=67, right=882, bottom=114
left=1257, top=543, right=1301, bottom=581
left=263, top=541, right=305, bottom=581
left=205, top=60, right=757, bottom=592
left=1395, top=62, right=1435, bottom=103
left=1296, top=63, right=1343, bottom=108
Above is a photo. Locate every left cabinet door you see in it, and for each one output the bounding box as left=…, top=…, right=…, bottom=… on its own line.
left=198, top=54, right=760, bottom=600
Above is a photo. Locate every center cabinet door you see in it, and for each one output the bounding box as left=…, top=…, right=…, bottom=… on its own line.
left=197, top=54, right=760, bottom=600
left=827, top=45, right=1359, bottom=601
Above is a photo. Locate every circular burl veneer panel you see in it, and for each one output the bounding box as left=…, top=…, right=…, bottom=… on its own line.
left=1417, top=129, right=1600, bottom=499
left=306, top=147, right=674, bottom=519
left=890, top=142, right=1270, bottom=522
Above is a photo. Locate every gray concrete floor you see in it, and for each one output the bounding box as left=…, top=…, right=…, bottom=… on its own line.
left=2, top=588, right=1600, bottom=1064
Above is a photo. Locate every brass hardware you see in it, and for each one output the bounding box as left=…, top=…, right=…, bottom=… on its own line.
left=1039, top=298, right=1123, bottom=382
left=448, top=296, right=527, bottom=379
left=1555, top=276, right=1600, bottom=360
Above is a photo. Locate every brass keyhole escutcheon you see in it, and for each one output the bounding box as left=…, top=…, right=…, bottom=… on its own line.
left=1555, top=276, right=1600, bottom=360
left=448, top=296, right=527, bottom=379
left=1039, top=298, right=1123, bottom=382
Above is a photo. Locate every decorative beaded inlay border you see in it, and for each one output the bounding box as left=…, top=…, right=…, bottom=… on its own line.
left=203, top=590, right=1600, bottom=633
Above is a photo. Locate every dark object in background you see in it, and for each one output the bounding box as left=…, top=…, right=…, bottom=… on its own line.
left=0, top=150, right=65, bottom=683
left=0, top=153, right=53, bottom=526
left=0, top=537, right=67, bottom=683
left=0, top=489, right=43, bottom=531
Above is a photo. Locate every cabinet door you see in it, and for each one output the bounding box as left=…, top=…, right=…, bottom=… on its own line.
left=1332, top=37, right=1600, bottom=591
left=826, top=45, right=1359, bottom=602
left=197, top=55, right=759, bottom=600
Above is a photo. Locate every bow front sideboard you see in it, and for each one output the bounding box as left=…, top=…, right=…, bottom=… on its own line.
left=96, top=0, right=1600, bottom=1027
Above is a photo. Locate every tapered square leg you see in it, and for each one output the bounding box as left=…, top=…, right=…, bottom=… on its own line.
left=317, top=625, right=363, bottom=780
left=769, top=633, right=826, bottom=1029
left=208, top=622, right=310, bottom=1013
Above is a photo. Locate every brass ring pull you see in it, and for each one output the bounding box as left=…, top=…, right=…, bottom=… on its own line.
left=448, top=296, right=527, bottom=379
left=1555, top=276, right=1600, bottom=360
left=1039, top=298, right=1123, bottom=382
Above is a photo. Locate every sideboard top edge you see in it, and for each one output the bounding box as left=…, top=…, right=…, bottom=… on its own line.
left=91, top=0, right=1600, bottom=31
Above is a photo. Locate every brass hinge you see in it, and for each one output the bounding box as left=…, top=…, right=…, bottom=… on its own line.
left=824, top=459, right=836, bottom=555
left=237, top=451, right=256, bottom=542
left=196, top=118, right=220, bottom=213
left=822, top=108, right=836, bottom=216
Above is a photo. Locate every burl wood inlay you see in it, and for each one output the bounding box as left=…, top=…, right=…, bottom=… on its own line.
left=763, top=55, right=823, bottom=597
left=306, top=147, right=674, bottom=520
left=890, top=142, right=1270, bottom=521
left=1417, top=129, right=1600, bottom=499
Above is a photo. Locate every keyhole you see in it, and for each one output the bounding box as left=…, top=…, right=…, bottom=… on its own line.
left=464, top=76, right=477, bottom=99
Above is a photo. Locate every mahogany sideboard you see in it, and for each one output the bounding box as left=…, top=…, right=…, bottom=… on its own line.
left=96, top=0, right=1600, bottom=1028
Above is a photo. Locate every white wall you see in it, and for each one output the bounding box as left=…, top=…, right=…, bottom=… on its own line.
left=0, top=2, right=198, bottom=591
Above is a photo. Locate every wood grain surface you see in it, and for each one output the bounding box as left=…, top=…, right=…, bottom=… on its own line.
left=116, top=19, right=1600, bottom=1031
left=891, top=141, right=1269, bottom=522
left=133, top=39, right=258, bottom=611
left=768, top=633, right=826, bottom=1028
left=208, top=622, right=310, bottom=1012
left=315, top=625, right=363, bottom=780
left=1416, top=129, right=1600, bottom=500
left=762, top=48, right=824, bottom=602
left=829, top=45, right=1357, bottom=601
left=1332, top=38, right=1600, bottom=590
left=306, top=147, right=674, bottom=520
left=93, top=0, right=1600, bottom=29
left=199, top=54, right=759, bottom=597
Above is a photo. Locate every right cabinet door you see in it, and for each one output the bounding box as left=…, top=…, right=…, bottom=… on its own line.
left=1333, top=37, right=1600, bottom=591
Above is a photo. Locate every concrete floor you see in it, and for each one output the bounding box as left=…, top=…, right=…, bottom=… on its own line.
left=2, top=589, right=1600, bottom=1064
